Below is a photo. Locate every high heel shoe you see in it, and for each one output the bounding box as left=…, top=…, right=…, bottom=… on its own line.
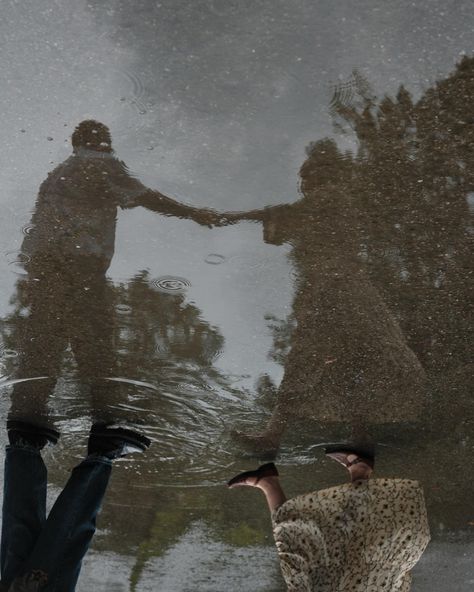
left=324, top=444, right=375, bottom=469
left=227, top=462, right=278, bottom=488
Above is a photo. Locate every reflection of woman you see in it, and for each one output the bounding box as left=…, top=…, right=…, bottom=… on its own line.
left=226, top=139, right=426, bottom=455
left=228, top=449, right=430, bottom=591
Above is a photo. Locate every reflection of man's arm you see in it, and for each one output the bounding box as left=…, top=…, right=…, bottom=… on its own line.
left=132, top=189, right=223, bottom=227
left=109, top=159, right=223, bottom=227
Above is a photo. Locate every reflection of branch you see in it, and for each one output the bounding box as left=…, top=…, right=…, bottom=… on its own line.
left=129, top=509, right=190, bottom=592
left=264, top=313, right=296, bottom=366
left=329, top=69, right=375, bottom=117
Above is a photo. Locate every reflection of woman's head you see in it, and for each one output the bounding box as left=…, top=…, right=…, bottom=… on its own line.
left=299, top=139, right=345, bottom=195
left=72, top=120, right=113, bottom=153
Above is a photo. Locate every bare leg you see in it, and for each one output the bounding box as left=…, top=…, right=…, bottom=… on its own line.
left=326, top=450, right=374, bottom=482
left=257, top=476, right=287, bottom=512
left=346, top=455, right=373, bottom=482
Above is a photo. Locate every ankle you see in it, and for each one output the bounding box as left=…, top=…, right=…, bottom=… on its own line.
left=349, top=464, right=373, bottom=482
left=256, top=475, right=280, bottom=492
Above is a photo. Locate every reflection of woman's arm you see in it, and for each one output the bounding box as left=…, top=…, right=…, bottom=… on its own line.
left=220, top=208, right=268, bottom=223
left=223, top=202, right=296, bottom=222
left=221, top=203, right=296, bottom=244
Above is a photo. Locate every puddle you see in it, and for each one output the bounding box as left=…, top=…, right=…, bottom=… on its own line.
left=0, top=2, right=472, bottom=590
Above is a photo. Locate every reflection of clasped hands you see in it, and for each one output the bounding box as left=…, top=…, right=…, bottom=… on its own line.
left=197, top=210, right=244, bottom=228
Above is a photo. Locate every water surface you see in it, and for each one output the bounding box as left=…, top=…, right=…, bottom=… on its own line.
left=0, top=1, right=473, bottom=590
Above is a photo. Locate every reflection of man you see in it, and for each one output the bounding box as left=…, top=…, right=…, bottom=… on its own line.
left=22, top=119, right=220, bottom=264
left=0, top=419, right=150, bottom=592
left=11, top=119, right=221, bottom=418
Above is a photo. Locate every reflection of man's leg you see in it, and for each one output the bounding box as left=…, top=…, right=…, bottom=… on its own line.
left=0, top=428, right=52, bottom=587
left=10, top=271, right=68, bottom=418
left=71, top=266, right=118, bottom=420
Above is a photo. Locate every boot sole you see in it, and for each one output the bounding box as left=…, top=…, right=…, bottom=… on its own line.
left=90, top=424, right=151, bottom=451
left=7, top=420, right=60, bottom=445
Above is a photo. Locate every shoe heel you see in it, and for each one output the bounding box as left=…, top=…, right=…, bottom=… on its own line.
left=227, top=462, right=278, bottom=488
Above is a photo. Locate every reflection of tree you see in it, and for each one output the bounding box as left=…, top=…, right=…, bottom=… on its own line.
left=264, top=58, right=473, bottom=375
left=264, top=313, right=295, bottom=367
left=331, top=56, right=473, bottom=374
left=112, top=270, right=226, bottom=385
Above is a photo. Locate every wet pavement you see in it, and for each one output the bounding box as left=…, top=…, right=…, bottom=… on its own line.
left=0, top=1, right=473, bottom=590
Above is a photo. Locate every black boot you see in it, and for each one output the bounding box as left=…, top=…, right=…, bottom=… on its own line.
left=87, top=423, right=151, bottom=460
left=7, top=420, right=60, bottom=451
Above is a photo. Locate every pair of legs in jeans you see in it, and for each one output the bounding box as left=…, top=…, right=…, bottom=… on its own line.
left=1, top=444, right=111, bottom=592
left=0, top=423, right=149, bottom=591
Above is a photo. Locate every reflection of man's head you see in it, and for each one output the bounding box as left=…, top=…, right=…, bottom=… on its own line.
left=72, top=120, right=113, bottom=153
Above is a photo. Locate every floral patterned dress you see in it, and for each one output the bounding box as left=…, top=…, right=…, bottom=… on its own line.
left=272, top=479, right=430, bottom=591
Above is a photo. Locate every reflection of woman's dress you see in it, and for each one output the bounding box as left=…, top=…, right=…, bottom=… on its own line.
left=277, top=260, right=426, bottom=423
left=272, top=479, right=430, bottom=592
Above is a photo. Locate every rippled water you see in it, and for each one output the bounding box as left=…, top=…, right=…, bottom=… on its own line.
left=0, top=1, right=473, bottom=590
left=4, top=251, right=30, bottom=274
left=151, top=276, right=191, bottom=293
left=204, top=253, right=226, bottom=265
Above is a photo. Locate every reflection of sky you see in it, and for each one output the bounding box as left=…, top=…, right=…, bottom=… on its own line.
left=110, top=215, right=290, bottom=391
left=81, top=537, right=280, bottom=591
left=0, top=0, right=472, bottom=389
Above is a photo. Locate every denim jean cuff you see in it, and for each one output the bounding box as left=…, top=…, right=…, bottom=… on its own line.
left=82, top=454, right=113, bottom=467
left=6, top=443, right=42, bottom=456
